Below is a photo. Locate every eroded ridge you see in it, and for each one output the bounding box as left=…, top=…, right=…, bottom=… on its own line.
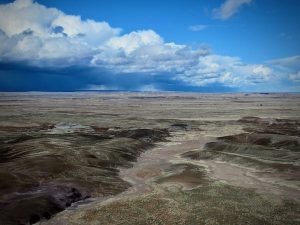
left=182, top=117, right=300, bottom=198
left=0, top=123, right=168, bottom=225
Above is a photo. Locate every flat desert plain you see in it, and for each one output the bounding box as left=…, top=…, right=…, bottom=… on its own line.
left=0, top=92, right=299, bottom=225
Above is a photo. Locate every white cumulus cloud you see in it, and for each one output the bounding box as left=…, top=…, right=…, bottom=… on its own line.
left=0, top=0, right=120, bottom=64
left=106, top=30, right=163, bottom=54
left=177, top=55, right=272, bottom=86
left=0, top=0, right=295, bottom=91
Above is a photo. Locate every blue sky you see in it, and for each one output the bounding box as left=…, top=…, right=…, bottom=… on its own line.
left=0, top=0, right=299, bottom=92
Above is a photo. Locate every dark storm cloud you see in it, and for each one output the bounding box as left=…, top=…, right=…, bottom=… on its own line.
left=0, top=62, right=237, bottom=92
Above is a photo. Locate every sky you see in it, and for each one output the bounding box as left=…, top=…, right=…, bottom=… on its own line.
left=0, top=0, right=299, bottom=92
